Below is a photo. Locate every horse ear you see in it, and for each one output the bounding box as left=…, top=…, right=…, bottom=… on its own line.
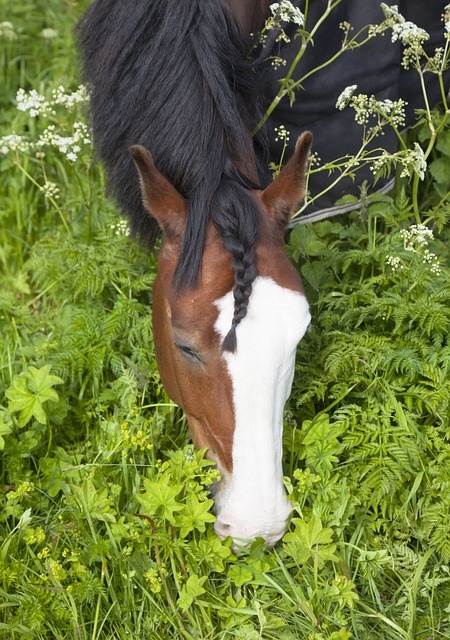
left=129, top=145, right=186, bottom=243
left=261, top=131, right=312, bottom=228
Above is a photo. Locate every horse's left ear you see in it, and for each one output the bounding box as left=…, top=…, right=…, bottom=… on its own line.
left=261, top=131, right=312, bottom=228
left=129, top=145, right=186, bottom=244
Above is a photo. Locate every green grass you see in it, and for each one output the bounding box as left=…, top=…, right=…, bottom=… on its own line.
left=1, top=1, right=450, bottom=638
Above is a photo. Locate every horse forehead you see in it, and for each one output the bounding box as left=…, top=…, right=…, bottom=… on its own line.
left=216, top=275, right=307, bottom=344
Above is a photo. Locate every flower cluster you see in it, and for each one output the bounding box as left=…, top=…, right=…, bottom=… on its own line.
left=16, top=88, right=53, bottom=118
left=380, top=3, right=430, bottom=68
left=445, top=4, right=450, bottom=35
left=370, top=142, right=427, bottom=182
left=336, top=85, right=358, bottom=111
left=400, top=224, right=434, bottom=251
left=51, top=85, right=90, bottom=109
left=263, top=1, right=304, bottom=44
left=144, top=567, right=163, bottom=594
left=270, top=55, right=287, bottom=70
left=0, top=134, right=31, bottom=155
left=40, top=28, right=58, bottom=40
left=16, top=85, right=89, bottom=118
left=270, top=1, right=304, bottom=27
left=110, top=220, right=131, bottom=237
left=0, top=21, right=17, bottom=41
left=336, top=88, right=407, bottom=136
left=274, top=124, right=290, bottom=143
left=387, top=225, right=441, bottom=276
left=386, top=255, right=404, bottom=272
left=39, top=181, right=60, bottom=200
left=37, top=122, right=91, bottom=162
left=1, top=86, right=92, bottom=163
left=399, top=143, right=427, bottom=181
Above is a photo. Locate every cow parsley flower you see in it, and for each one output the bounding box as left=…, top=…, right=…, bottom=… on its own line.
left=51, top=85, right=89, bottom=109
left=36, top=122, right=91, bottom=162
left=391, top=21, right=429, bottom=47
left=336, top=85, right=358, bottom=110
left=386, top=255, right=404, bottom=272
left=40, top=28, right=58, bottom=40
left=274, top=124, right=290, bottom=143
left=16, top=89, right=53, bottom=118
left=380, top=3, right=429, bottom=68
left=39, top=181, right=60, bottom=200
left=444, top=4, right=450, bottom=35
left=337, top=89, right=407, bottom=134
left=400, top=224, right=434, bottom=252
left=270, top=1, right=304, bottom=27
left=392, top=225, right=441, bottom=276
left=110, top=220, right=130, bottom=237
left=0, top=134, right=30, bottom=155
left=399, top=143, right=427, bottom=181
left=0, top=21, right=17, bottom=41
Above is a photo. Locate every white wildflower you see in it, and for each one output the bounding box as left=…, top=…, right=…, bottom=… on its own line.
left=336, top=85, right=358, bottom=111
left=270, top=1, right=304, bottom=26
left=370, top=151, right=393, bottom=177
left=391, top=21, right=429, bottom=47
left=271, top=56, right=287, bottom=70
left=274, top=124, right=290, bottom=143
left=381, top=3, right=429, bottom=68
left=40, top=28, right=58, bottom=40
left=386, top=255, right=404, bottom=272
left=308, top=151, right=321, bottom=167
left=443, top=4, right=450, bottom=35
left=51, top=85, right=89, bottom=109
left=39, top=181, right=60, bottom=200
left=37, top=121, right=91, bottom=161
left=0, top=134, right=30, bottom=155
left=110, top=220, right=130, bottom=237
left=0, top=21, right=17, bottom=41
left=400, top=143, right=427, bottom=181
left=400, top=224, right=433, bottom=252
left=16, top=88, right=53, bottom=118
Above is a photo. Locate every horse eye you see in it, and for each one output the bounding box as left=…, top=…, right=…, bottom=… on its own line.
left=176, top=343, right=201, bottom=361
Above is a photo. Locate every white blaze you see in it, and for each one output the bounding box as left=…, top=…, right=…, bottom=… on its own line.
left=214, top=276, right=311, bottom=546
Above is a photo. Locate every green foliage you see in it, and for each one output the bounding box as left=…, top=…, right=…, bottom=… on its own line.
left=1, top=1, right=450, bottom=639
left=6, top=365, right=63, bottom=426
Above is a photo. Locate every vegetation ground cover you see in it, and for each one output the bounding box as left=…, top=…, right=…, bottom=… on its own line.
left=1, top=1, right=450, bottom=638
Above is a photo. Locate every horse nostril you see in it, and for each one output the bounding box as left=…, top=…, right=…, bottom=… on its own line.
left=214, top=519, right=232, bottom=539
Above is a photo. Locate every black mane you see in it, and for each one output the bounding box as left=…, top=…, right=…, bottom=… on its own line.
left=77, top=0, right=267, bottom=303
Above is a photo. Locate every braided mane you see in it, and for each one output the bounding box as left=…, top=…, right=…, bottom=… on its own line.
left=77, top=0, right=267, bottom=350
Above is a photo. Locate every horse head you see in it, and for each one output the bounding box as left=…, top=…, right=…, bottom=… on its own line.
left=130, top=132, right=312, bottom=549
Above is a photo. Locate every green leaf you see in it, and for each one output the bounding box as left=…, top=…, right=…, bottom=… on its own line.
left=283, top=515, right=337, bottom=566
left=177, top=575, right=207, bottom=611
left=429, top=157, right=450, bottom=186
left=227, top=564, right=253, bottom=587
left=137, top=476, right=184, bottom=525
left=65, top=479, right=116, bottom=522
left=195, top=534, right=231, bottom=572
left=0, top=413, right=13, bottom=450
left=436, top=130, right=450, bottom=157
left=6, top=365, right=63, bottom=427
left=178, top=493, right=216, bottom=538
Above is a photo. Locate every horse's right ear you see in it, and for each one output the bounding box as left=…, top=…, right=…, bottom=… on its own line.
left=129, top=145, right=186, bottom=243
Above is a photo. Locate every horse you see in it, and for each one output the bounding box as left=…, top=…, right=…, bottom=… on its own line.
left=77, top=0, right=312, bottom=548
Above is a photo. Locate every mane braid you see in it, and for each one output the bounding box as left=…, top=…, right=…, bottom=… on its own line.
left=77, top=0, right=268, bottom=346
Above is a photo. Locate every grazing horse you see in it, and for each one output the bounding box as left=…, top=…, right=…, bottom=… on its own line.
left=77, top=0, right=312, bottom=548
